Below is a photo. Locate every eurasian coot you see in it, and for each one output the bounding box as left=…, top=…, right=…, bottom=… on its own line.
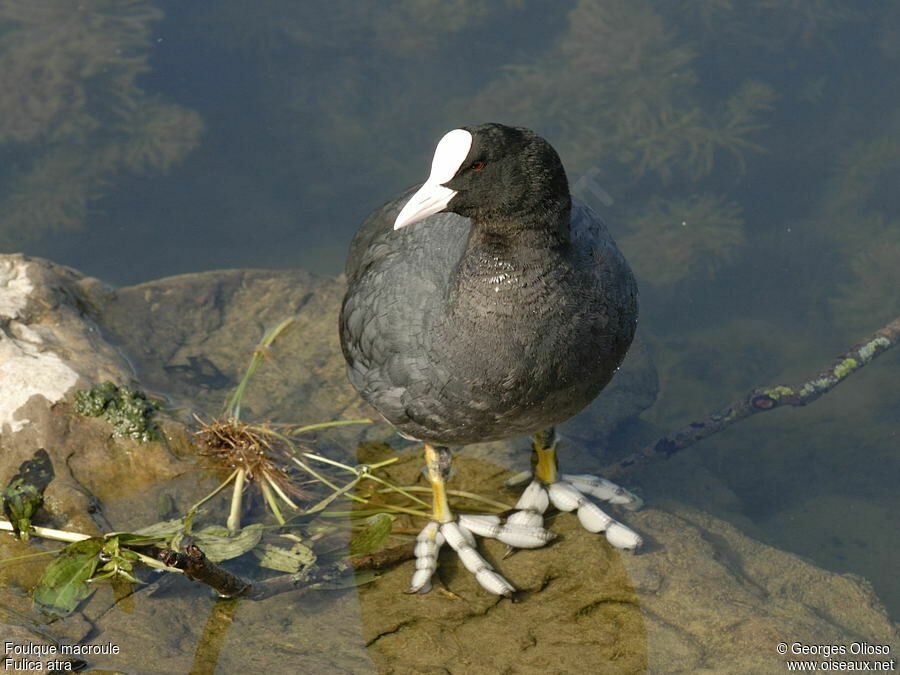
left=340, top=123, right=642, bottom=595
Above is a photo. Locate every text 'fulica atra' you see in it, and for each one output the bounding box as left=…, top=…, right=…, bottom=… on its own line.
left=340, top=123, right=642, bottom=595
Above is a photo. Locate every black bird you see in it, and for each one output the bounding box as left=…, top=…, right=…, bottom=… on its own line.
left=340, top=123, right=642, bottom=595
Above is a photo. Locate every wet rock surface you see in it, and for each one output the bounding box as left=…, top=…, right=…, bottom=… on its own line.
left=0, top=254, right=896, bottom=673
left=358, top=451, right=898, bottom=673
left=0, top=254, right=131, bottom=434
left=97, top=267, right=368, bottom=425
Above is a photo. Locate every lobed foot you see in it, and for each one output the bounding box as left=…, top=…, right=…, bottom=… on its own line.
left=508, top=473, right=643, bottom=551
left=408, top=515, right=555, bottom=596
left=407, top=439, right=642, bottom=596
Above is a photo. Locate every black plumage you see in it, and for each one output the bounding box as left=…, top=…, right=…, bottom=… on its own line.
left=340, top=123, right=637, bottom=446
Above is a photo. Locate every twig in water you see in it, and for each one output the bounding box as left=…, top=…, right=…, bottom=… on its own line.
left=603, top=315, right=900, bottom=479
left=156, top=542, right=415, bottom=600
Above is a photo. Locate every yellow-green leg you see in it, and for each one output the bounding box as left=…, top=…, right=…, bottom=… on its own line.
left=424, top=443, right=453, bottom=523
left=518, top=425, right=644, bottom=552
left=410, top=442, right=553, bottom=596
left=530, top=427, right=558, bottom=484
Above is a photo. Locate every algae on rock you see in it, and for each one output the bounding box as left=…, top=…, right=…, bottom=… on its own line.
left=74, top=381, right=160, bottom=442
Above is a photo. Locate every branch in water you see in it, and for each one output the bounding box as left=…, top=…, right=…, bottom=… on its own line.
left=603, top=315, right=900, bottom=479
left=156, top=542, right=416, bottom=600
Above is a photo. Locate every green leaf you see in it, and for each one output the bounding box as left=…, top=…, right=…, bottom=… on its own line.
left=110, top=533, right=167, bottom=548
left=253, top=541, right=316, bottom=573
left=172, top=524, right=264, bottom=562
left=130, top=518, right=186, bottom=541
left=2, top=448, right=54, bottom=541
left=348, top=513, right=393, bottom=556
left=32, top=539, right=103, bottom=617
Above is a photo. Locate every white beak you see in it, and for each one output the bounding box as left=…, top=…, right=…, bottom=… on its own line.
left=393, top=128, right=473, bottom=230
left=392, top=182, right=457, bottom=230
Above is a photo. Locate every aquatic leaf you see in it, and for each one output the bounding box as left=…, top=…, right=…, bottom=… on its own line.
left=2, top=448, right=54, bottom=541
left=32, top=539, right=103, bottom=617
left=172, top=524, right=264, bottom=562
left=90, top=536, right=143, bottom=586
left=253, top=541, right=316, bottom=573
left=131, top=518, right=186, bottom=540
left=110, top=574, right=137, bottom=609
left=112, top=532, right=170, bottom=548
left=348, top=513, right=393, bottom=556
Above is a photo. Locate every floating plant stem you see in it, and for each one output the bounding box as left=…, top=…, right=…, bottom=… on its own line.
left=263, top=471, right=299, bottom=511
left=0, top=519, right=182, bottom=576
left=288, top=418, right=372, bottom=435
left=300, top=452, right=429, bottom=509
left=355, top=474, right=429, bottom=509
left=302, top=476, right=363, bottom=515
left=392, top=486, right=513, bottom=513
left=259, top=479, right=285, bottom=526
left=0, top=519, right=91, bottom=544
left=184, top=468, right=240, bottom=530
left=287, top=455, right=345, bottom=494
left=226, top=468, right=246, bottom=535
left=224, top=317, right=296, bottom=420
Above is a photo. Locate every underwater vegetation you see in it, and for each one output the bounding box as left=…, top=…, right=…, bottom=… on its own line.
left=464, top=0, right=776, bottom=287
left=0, top=0, right=203, bottom=250
left=198, top=0, right=778, bottom=289
left=469, top=0, right=777, bottom=186
left=805, top=104, right=900, bottom=336
left=669, top=0, right=862, bottom=52
left=831, top=234, right=900, bottom=336
left=622, top=194, right=744, bottom=286
left=193, top=0, right=553, bottom=229
left=188, top=0, right=897, bottom=318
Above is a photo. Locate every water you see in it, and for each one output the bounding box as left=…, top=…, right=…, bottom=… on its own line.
left=2, top=1, right=898, bottom=671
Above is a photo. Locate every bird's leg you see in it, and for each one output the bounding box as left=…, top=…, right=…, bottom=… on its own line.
left=531, top=427, right=559, bottom=484
left=506, top=426, right=644, bottom=552
left=409, top=444, right=530, bottom=596
left=424, top=443, right=453, bottom=523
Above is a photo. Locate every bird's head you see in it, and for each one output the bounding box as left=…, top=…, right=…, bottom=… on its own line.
left=393, top=123, right=570, bottom=230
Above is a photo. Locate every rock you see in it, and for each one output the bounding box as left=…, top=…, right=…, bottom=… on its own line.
left=98, top=268, right=365, bottom=428
left=0, top=255, right=201, bottom=574
left=0, top=253, right=896, bottom=673
left=356, top=451, right=900, bottom=674
left=0, top=254, right=131, bottom=435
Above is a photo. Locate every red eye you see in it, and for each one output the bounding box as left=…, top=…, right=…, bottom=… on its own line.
left=470, top=160, right=485, bottom=171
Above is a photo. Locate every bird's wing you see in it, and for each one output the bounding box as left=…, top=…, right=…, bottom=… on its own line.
left=340, top=189, right=471, bottom=422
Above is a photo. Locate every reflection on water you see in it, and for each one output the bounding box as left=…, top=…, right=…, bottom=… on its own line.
left=1, top=0, right=898, bottom=671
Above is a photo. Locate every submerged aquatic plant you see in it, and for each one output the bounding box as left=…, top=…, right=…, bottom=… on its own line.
left=751, top=0, right=861, bottom=49
left=802, top=110, right=900, bottom=335
left=817, top=122, right=900, bottom=246
left=669, top=0, right=861, bottom=52
left=621, top=194, right=745, bottom=286
left=0, top=0, right=203, bottom=249
left=831, top=234, right=900, bottom=336
left=470, top=0, right=775, bottom=186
